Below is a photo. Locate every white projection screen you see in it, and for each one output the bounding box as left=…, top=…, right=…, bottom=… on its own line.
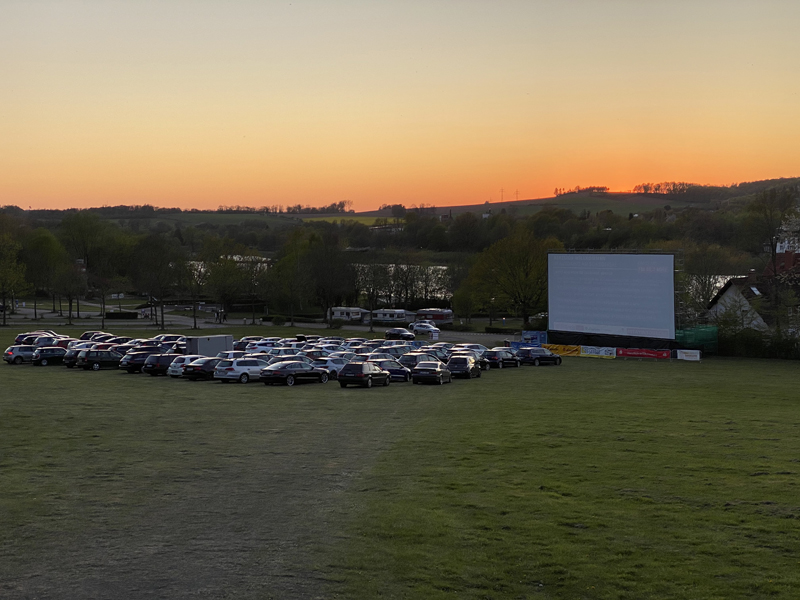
left=548, top=253, right=676, bottom=339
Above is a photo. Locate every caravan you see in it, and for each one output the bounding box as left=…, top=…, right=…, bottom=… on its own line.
left=328, top=307, right=369, bottom=322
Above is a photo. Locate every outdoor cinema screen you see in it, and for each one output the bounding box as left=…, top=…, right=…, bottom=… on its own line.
left=548, top=253, right=675, bottom=339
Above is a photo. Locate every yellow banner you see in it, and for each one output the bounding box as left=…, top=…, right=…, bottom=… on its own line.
left=543, top=344, right=581, bottom=356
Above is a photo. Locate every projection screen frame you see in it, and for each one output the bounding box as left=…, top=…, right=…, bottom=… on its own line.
left=547, top=250, right=679, bottom=340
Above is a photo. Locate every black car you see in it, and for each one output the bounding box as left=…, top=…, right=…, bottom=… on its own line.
left=384, top=328, right=415, bottom=341
left=398, top=352, right=439, bottom=370
left=368, top=358, right=412, bottom=382
left=449, top=350, right=490, bottom=371
left=76, top=349, right=123, bottom=371
left=182, top=357, right=222, bottom=380
left=517, top=347, right=562, bottom=366
left=483, top=349, right=520, bottom=369
left=412, top=361, right=453, bottom=385
left=338, top=362, right=392, bottom=388
left=32, top=346, right=68, bottom=366
left=446, top=355, right=482, bottom=379
left=260, top=361, right=330, bottom=386
left=119, top=349, right=162, bottom=373
left=142, top=353, right=178, bottom=376
left=63, top=348, right=82, bottom=368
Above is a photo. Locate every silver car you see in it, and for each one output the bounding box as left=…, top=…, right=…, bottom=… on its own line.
left=213, top=358, right=269, bottom=383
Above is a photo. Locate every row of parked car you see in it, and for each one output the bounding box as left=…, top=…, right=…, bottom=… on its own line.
left=4, top=329, right=563, bottom=387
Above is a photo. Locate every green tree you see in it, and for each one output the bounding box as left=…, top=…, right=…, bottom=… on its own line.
left=469, top=230, right=562, bottom=326
left=0, top=234, right=27, bottom=327
left=747, top=186, right=799, bottom=328
left=130, top=234, right=182, bottom=330
left=21, top=228, right=67, bottom=319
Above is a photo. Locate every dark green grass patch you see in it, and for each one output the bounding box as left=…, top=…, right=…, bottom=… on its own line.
left=332, top=358, right=800, bottom=599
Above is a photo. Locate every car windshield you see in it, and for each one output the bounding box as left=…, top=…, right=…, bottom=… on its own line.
left=416, top=362, right=439, bottom=369
left=217, top=360, right=233, bottom=368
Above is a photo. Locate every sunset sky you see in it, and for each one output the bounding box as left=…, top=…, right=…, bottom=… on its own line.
left=2, top=1, right=799, bottom=211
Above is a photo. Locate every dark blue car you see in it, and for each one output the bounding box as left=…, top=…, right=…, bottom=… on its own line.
left=369, top=358, right=412, bottom=382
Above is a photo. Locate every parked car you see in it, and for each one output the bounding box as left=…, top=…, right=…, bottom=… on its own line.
left=300, top=349, right=332, bottom=360
left=143, top=353, right=181, bottom=376
left=244, top=339, right=281, bottom=353
left=484, top=349, right=520, bottom=369
left=265, top=354, right=314, bottom=366
left=154, top=334, right=186, bottom=344
left=76, top=349, right=123, bottom=371
left=32, top=346, right=68, bottom=366
left=380, top=344, right=413, bottom=358
left=398, top=352, right=440, bottom=370
left=216, top=351, right=246, bottom=360
left=182, top=357, right=222, bottom=381
left=79, top=330, right=105, bottom=341
left=385, top=328, right=415, bottom=341
left=213, top=358, right=269, bottom=383
left=446, top=355, right=482, bottom=379
left=338, top=362, right=392, bottom=388
left=366, top=351, right=396, bottom=361
left=3, top=345, right=35, bottom=365
left=63, top=348, right=82, bottom=368
left=54, top=338, right=79, bottom=348
left=311, top=357, right=350, bottom=379
left=449, top=349, right=490, bottom=370
left=408, top=319, right=436, bottom=329
left=368, top=358, right=412, bottom=382
left=119, top=349, right=162, bottom=373
left=517, top=347, right=562, bottom=366
left=412, top=361, right=453, bottom=385
left=259, top=361, right=330, bottom=386
left=452, top=343, right=489, bottom=356
left=409, top=322, right=441, bottom=335
left=417, top=346, right=449, bottom=362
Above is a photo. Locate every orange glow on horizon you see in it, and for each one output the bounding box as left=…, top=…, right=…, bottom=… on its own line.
left=2, top=1, right=799, bottom=213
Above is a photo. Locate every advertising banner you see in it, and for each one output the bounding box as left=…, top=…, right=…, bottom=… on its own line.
left=543, top=344, right=581, bottom=356
left=580, top=346, right=616, bottom=359
left=616, top=348, right=671, bottom=359
left=676, top=349, right=701, bottom=361
left=521, top=331, right=548, bottom=346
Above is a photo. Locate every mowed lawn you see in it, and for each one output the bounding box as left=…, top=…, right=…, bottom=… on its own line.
left=1, top=353, right=799, bottom=599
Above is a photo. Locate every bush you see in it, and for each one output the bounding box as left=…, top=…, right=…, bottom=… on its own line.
left=329, top=319, right=344, bottom=329
left=271, top=315, right=286, bottom=326
left=485, top=326, right=519, bottom=334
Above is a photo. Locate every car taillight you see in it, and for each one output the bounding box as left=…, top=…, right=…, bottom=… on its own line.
left=225, top=367, right=234, bottom=371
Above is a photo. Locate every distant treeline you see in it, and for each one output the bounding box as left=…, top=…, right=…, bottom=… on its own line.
left=633, top=178, right=800, bottom=204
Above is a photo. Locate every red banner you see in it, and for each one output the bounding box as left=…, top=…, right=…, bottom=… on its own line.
left=616, top=348, right=671, bottom=359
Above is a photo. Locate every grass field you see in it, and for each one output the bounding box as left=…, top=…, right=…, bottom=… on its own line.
left=1, top=343, right=799, bottom=598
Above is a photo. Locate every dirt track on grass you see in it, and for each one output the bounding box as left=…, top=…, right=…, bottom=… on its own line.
left=1, top=385, right=412, bottom=600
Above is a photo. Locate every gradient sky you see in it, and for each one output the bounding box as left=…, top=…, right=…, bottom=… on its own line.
left=2, top=1, right=799, bottom=211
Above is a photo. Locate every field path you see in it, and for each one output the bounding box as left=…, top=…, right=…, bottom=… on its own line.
left=0, top=373, right=415, bottom=600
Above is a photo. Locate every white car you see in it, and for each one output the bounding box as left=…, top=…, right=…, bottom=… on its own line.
left=214, top=358, right=269, bottom=383
left=166, top=354, right=205, bottom=377
left=409, top=320, right=436, bottom=329
left=245, top=340, right=280, bottom=353
left=452, top=343, right=489, bottom=356
left=410, top=322, right=441, bottom=335
left=311, top=357, right=350, bottom=378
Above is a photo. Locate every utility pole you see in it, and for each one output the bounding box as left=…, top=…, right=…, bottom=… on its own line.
left=515, top=189, right=519, bottom=201
left=500, top=187, right=504, bottom=202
